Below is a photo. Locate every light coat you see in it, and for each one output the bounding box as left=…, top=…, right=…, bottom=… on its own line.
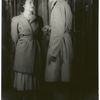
left=45, top=0, right=73, bottom=81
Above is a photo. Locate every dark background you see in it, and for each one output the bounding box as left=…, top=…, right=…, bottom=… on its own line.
left=2, top=0, right=98, bottom=98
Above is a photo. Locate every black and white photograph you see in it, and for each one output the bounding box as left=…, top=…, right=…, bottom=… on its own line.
left=2, top=0, right=98, bottom=100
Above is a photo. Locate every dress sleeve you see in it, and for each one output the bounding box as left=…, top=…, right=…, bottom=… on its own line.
left=49, top=3, right=65, bottom=57
left=11, top=17, right=19, bottom=45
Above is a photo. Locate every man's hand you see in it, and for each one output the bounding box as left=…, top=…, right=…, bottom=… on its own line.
left=48, top=56, right=56, bottom=64
left=42, top=25, right=51, bottom=33
left=42, top=25, right=51, bottom=40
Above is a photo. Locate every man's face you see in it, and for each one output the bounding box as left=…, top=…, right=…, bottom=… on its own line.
left=49, top=0, right=55, bottom=3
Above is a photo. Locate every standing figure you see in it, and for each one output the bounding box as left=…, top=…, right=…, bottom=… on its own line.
left=11, top=0, right=40, bottom=99
left=45, top=0, right=73, bottom=82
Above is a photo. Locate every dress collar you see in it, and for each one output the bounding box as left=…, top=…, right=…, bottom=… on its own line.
left=21, top=13, right=36, bottom=23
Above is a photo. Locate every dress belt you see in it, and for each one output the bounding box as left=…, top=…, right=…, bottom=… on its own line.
left=19, top=34, right=33, bottom=37
left=19, top=34, right=38, bottom=40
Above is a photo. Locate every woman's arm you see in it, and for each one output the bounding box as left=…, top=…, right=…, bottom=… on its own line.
left=11, top=17, right=19, bottom=46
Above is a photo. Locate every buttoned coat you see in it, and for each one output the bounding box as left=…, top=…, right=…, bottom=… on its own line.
left=11, top=14, right=40, bottom=74
left=45, top=0, right=73, bottom=82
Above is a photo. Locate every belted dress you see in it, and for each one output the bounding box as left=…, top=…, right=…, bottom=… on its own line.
left=11, top=14, right=40, bottom=90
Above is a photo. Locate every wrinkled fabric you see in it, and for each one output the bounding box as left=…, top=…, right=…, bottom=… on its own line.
left=45, top=0, right=73, bottom=82
left=13, top=72, right=33, bottom=91
left=11, top=14, right=40, bottom=74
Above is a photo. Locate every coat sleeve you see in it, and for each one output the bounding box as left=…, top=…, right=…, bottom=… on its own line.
left=49, top=3, right=65, bottom=57
left=11, top=17, right=19, bottom=45
left=65, top=4, right=73, bottom=32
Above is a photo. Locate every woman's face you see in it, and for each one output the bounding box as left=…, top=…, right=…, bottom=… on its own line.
left=23, top=0, right=35, bottom=12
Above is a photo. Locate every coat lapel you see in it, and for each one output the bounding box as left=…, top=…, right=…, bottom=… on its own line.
left=51, top=1, right=57, bottom=13
left=21, top=14, right=33, bottom=33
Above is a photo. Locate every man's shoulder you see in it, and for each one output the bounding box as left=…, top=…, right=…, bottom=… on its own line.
left=57, top=0, right=67, bottom=8
left=55, top=1, right=66, bottom=12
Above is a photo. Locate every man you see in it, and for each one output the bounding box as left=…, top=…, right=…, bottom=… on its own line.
left=45, top=0, right=73, bottom=82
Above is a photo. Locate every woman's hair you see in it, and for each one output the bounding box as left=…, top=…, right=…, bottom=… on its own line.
left=18, top=0, right=26, bottom=14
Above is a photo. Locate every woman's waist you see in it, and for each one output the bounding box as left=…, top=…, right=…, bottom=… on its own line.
left=19, top=34, right=38, bottom=40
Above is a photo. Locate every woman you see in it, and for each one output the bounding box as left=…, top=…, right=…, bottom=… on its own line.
left=11, top=0, right=41, bottom=99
